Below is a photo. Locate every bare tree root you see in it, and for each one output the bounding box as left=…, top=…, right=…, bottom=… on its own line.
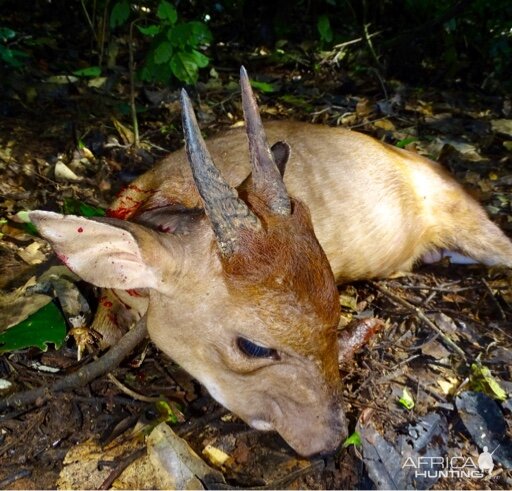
left=0, top=316, right=148, bottom=411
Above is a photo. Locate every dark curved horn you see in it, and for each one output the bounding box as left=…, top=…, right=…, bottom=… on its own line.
left=240, top=66, right=291, bottom=216
left=180, top=89, right=260, bottom=255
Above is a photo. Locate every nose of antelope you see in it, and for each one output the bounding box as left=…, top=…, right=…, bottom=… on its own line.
left=271, top=392, right=348, bottom=457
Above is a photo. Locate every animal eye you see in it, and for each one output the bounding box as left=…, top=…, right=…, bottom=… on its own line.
left=237, top=337, right=279, bottom=359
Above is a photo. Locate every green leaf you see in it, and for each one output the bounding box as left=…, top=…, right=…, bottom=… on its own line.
left=396, top=137, right=419, bottom=148
left=72, top=66, right=102, bottom=78
left=0, top=302, right=67, bottom=353
left=470, top=362, right=507, bottom=401
left=317, top=15, right=333, bottom=43
left=250, top=80, right=278, bottom=93
left=155, top=400, right=180, bottom=424
left=24, top=222, right=39, bottom=235
left=0, top=27, right=16, bottom=41
left=189, top=49, right=209, bottom=68
left=398, top=387, right=415, bottom=410
left=170, top=51, right=200, bottom=84
left=139, top=57, right=173, bottom=83
left=157, top=0, right=177, bottom=24
left=343, top=431, right=362, bottom=448
left=62, top=198, right=106, bottom=217
left=110, top=0, right=131, bottom=29
left=167, top=23, right=189, bottom=48
left=444, top=18, right=457, bottom=34
left=17, top=210, right=38, bottom=234
left=0, top=46, right=29, bottom=67
left=137, top=24, right=160, bottom=37
left=15, top=210, right=31, bottom=223
left=187, top=21, right=212, bottom=44
left=280, top=94, right=313, bottom=111
left=154, top=41, right=173, bottom=64
left=168, top=22, right=212, bottom=49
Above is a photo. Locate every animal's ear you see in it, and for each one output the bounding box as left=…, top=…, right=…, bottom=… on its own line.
left=270, top=141, right=290, bottom=177
left=29, top=211, right=166, bottom=290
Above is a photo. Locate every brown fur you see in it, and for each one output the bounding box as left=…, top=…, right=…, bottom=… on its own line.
left=225, top=198, right=338, bottom=322
left=222, top=196, right=341, bottom=381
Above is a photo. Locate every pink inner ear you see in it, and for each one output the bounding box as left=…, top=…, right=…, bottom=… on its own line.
left=29, top=211, right=159, bottom=290
left=135, top=206, right=204, bottom=236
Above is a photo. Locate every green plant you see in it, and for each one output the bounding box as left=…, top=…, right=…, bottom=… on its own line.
left=0, top=27, right=30, bottom=68
left=317, top=14, right=333, bottom=44
left=110, top=0, right=212, bottom=85
left=0, top=302, right=67, bottom=354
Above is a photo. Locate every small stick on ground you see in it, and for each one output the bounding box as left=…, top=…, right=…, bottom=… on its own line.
left=374, top=282, right=466, bottom=359
left=99, top=447, right=146, bottom=490
left=0, top=316, right=148, bottom=411
left=0, top=469, right=32, bottom=489
left=176, top=407, right=229, bottom=437
left=105, top=372, right=161, bottom=403
left=481, top=278, right=507, bottom=320
left=210, top=459, right=325, bottom=490
left=0, top=407, right=47, bottom=457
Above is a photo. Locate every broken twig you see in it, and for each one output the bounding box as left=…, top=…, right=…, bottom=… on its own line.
left=0, top=316, right=148, bottom=410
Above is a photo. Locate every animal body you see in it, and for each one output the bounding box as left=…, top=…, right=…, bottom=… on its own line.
left=30, top=68, right=512, bottom=457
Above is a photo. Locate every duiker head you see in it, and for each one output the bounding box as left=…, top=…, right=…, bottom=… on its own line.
left=29, top=67, right=347, bottom=456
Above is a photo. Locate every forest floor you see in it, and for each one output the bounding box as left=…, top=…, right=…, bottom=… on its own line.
left=1, top=48, right=512, bottom=490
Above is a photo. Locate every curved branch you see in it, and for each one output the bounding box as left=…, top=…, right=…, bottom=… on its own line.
left=0, top=316, right=148, bottom=411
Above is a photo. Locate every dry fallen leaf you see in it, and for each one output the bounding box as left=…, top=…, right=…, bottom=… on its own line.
left=491, top=119, right=512, bottom=137
left=17, top=241, right=46, bottom=265
left=147, top=423, right=225, bottom=490
left=437, top=376, right=459, bottom=395
left=54, top=161, right=82, bottom=181
left=202, top=444, right=230, bottom=467
left=112, top=117, right=135, bottom=145
left=0, top=274, right=53, bottom=330
left=57, top=437, right=145, bottom=490
left=373, top=118, right=396, bottom=131
left=421, top=340, right=451, bottom=360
